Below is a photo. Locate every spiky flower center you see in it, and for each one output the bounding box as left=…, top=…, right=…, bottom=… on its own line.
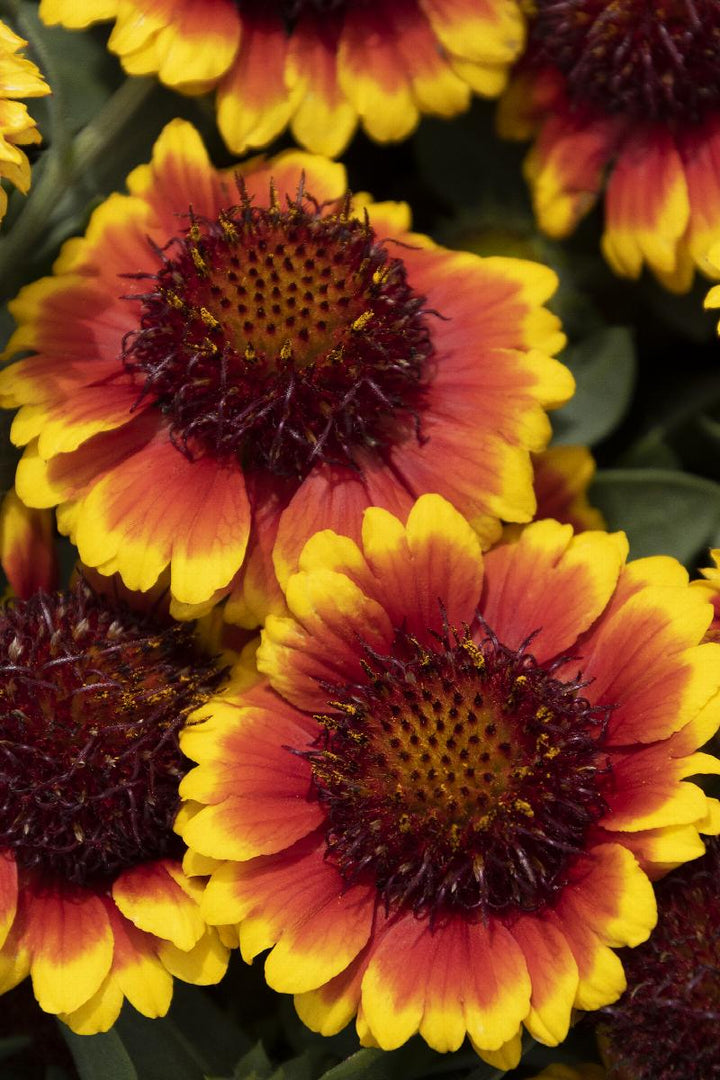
left=599, top=839, right=720, bottom=1080
left=0, top=584, right=225, bottom=888
left=122, top=191, right=434, bottom=478
left=309, top=623, right=609, bottom=920
left=533, top=0, right=720, bottom=124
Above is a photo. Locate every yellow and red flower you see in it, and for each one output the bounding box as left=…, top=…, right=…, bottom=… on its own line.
left=178, top=494, right=720, bottom=1068
left=0, top=493, right=233, bottom=1033
left=597, top=837, right=720, bottom=1080
left=532, top=445, right=605, bottom=533
left=498, top=1, right=720, bottom=292
left=0, top=20, right=50, bottom=222
left=39, top=0, right=524, bottom=158
left=0, top=119, right=572, bottom=621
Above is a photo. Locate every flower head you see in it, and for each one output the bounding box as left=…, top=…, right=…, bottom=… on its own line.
left=0, top=20, right=50, bottom=222
left=178, top=495, right=720, bottom=1069
left=498, top=1, right=720, bottom=291
left=0, top=120, right=572, bottom=620
left=0, top=494, right=232, bottom=1033
left=39, top=0, right=524, bottom=157
left=598, top=837, right=720, bottom=1080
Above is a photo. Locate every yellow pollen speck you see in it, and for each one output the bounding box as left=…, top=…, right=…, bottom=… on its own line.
left=536, top=705, right=553, bottom=722
left=190, top=245, right=207, bottom=275
left=280, top=340, right=293, bottom=362
left=199, top=307, right=220, bottom=329
left=544, top=745, right=560, bottom=760
left=515, top=675, right=528, bottom=687
left=352, top=311, right=374, bottom=333
left=245, top=344, right=256, bottom=362
left=460, top=638, right=486, bottom=671
left=514, top=799, right=534, bottom=817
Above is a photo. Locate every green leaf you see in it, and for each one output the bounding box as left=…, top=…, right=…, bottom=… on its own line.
left=232, top=1042, right=273, bottom=1080
left=552, top=327, right=636, bottom=447
left=591, top=469, right=720, bottom=563
left=60, top=1027, right=137, bottom=1080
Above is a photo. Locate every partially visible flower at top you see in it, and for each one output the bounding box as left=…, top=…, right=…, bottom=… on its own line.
left=597, top=837, right=720, bottom=1080
left=0, top=491, right=234, bottom=1034
left=39, top=0, right=524, bottom=158
left=0, top=119, right=572, bottom=623
left=532, top=445, right=605, bottom=532
left=498, top=0, right=720, bottom=292
left=0, top=20, right=50, bottom=222
left=178, top=495, right=720, bottom=1069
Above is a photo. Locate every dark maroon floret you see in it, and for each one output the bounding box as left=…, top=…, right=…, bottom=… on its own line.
left=0, top=582, right=225, bottom=888
left=532, top=0, right=720, bottom=125
left=599, top=838, right=720, bottom=1080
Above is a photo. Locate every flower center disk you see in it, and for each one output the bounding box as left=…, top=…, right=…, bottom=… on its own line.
left=123, top=191, right=434, bottom=478
left=309, top=625, right=609, bottom=919
left=0, top=584, right=225, bottom=888
left=532, top=0, right=720, bottom=124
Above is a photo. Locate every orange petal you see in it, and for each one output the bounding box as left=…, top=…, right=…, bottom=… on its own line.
left=179, top=700, right=322, bottom=860
left=480, top=521, right=627, bottom=663
left=73, top=432, right=251, bottom=606
left=360, top=912, right=530, bottom=1053
left=202, top=834, right=373, bottom=994
left=0, top=853, right=18, bottom=951
left=509, top=915, right=578, bottom=1045
left=602, top=127, right=690, bottom=280
left=25, top=885, right=113, bottom=1015
left=287, top=13, right=357, bottom=157
left=523, top=106, right=621, bottom=238
left=216, top=11, right=299, bottom=154
left=0, top=491, right=57, bottom=598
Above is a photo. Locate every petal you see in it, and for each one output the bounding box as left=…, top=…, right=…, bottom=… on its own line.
left=565, top=577, right=718, bottom=745
left=258, top=566, right=393, bottom=713
left=295, top=947, right=370, bottom=1036
left=202, top=835, right=374, bottom=993
left=0, top=491, right=57, bottom=598
left=681, top=114, right=720, bottom=278
left=287, top=14, right=357, bottom=157
left=58, top=974, right=125, bottom=1035
left=112, top=860, right=206, bottom=952
left=25, top=886, right=113, bottom=1015
left=216, top=11, right=298, bottom=154
left=359, top=495, right=485, bottom=640
left=105, top=904, right=173, bottom=1019
left=73, top=434, right=251, bottom=606
left=480, top=521, right=628, bottom=662
left=603, top=742, right=720, bottom=831
left=360, top=913, right=530, bottom=1053
left=523, top=106, right=621, bottom=238
left=337, top=6, right=418, bottom=143
left=602, top=128, right=690, bottom=280
left=0, top=853, right=18, bottom=951
left=156, top=928, right=229, bottom=986
left=508, top=916, right=578, bottom=1045
left=179, top=700, right=322, bottom=860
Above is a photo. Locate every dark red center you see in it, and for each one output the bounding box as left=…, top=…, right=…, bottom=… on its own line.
left=599, top=839, right=720, bottom=1080
left=308, top=622, right=609, bottom=921
left=532, top=0, right=720, bottom=124
left=122, top=190, right=434, bottom=479
left=0, top=583, right=225, bottom=889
